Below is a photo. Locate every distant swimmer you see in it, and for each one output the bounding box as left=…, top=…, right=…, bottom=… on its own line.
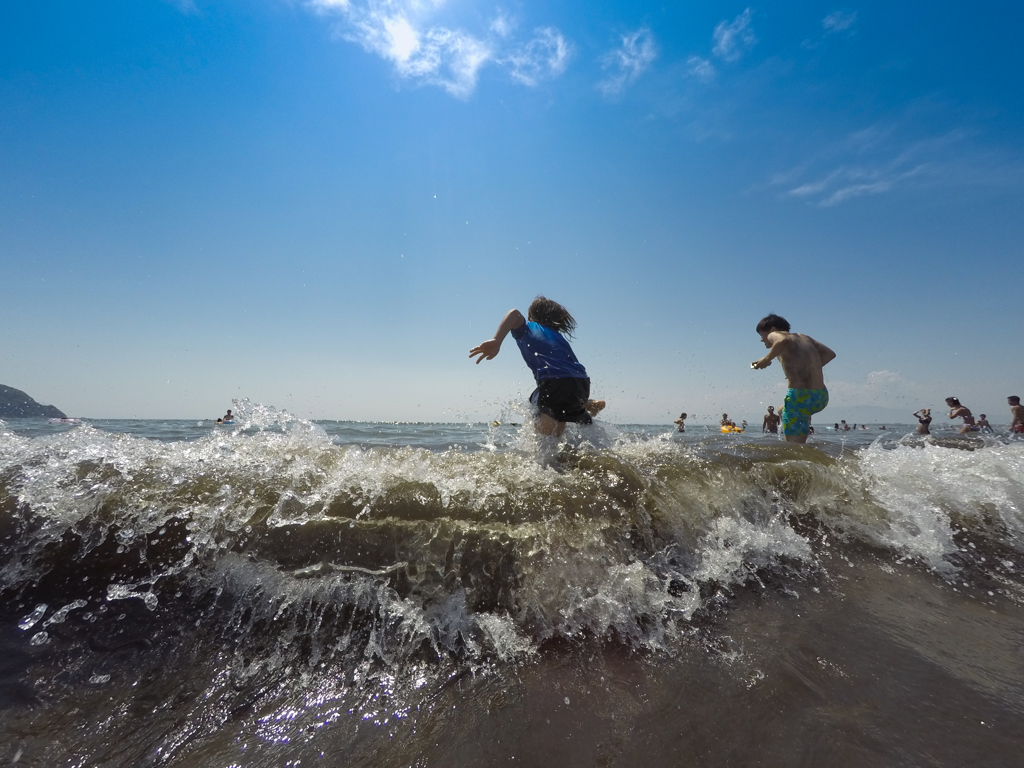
left=470, top=296, right=604, bottom=437
left=1008, top=396, right=1024, bottom=433
left=751, top=314, right=836, bottom=444
left=841, top=420, right=850, bottom=431
left=674, top=412, right=687, bottom=432
left=833, top=423, right=840, bottom=431
left=945, top=397, right=978, bottom=433
left=913, top=408, right=932, bottom=435
left=217, top=409, right=234, bottom=425
left=977, top=414, right=993, bottom=433
left=762, top=406, right=781, bottom=433
left=720, top=413, right=736, bottom=428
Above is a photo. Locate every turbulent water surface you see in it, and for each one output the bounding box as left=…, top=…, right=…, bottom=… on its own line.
left=2, top=403, right=1023, bottom=766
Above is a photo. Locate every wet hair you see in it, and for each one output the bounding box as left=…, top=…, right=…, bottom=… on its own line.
left=1009, top=396, right=1021, bottom=404
left=945, top=397, right=961, bottom=406
left=756, top=314, right=790, bottom=334
left=679, top=413, right=687, bottom=418
left=980, top=414, right=987, bottom=419
left=528, top=296, right=576, bottom=336
left=767, top=406, right=775, bottom=411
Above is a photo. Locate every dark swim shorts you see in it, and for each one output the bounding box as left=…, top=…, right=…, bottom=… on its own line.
left=529, top=377, right=593, bottom=424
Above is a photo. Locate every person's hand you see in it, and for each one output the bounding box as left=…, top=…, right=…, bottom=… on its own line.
left=751, top=358, right=771, bottom=369
left=469, top=339, right=501, bottom=363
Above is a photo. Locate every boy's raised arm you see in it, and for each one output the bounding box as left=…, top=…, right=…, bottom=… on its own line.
left=469, top=309, right=526, bottom=364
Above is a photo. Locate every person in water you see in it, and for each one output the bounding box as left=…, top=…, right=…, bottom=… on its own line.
left=840, top=420, right=850, bottom=431
left=720, top=413, right=736, bottom=428
left=674, top=413, right=687, bottom=432
left=751, top=314, right=836, bottom=444
left=762, top=406, right=781, bottom=433
left=977, top=414, right=993, bottom=432
left=945, top=397, right=978, bottom=433
left=222, top=409, right=234, bottom=422
left=470, top=296, right=605, bottom=437
left=1008, top=396, right=1024, bottom=433
left=913, top=408, right=932, bottom=435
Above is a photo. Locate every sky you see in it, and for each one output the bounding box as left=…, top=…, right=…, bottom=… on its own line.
left=1, top=0, right=1023, bottom=424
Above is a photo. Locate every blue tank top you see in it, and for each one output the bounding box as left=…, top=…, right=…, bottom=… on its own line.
left=510, top=321, right=588, bottom=381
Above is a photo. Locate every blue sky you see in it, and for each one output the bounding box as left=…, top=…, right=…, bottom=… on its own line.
left=2, top=0, right=1022, bottom=423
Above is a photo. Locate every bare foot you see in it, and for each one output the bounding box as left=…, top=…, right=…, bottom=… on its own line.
left=585, top=399, right=606, bottom=416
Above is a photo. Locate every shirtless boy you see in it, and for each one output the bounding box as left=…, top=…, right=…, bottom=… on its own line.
left=1009, top=396, right=1024, bottom=433
left=751, top=314, right=836, bottom=444
left=762, top=406, right=781, bottom=434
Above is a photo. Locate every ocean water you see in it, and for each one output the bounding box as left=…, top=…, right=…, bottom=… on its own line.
left=2, top=401, right=1023, bottom=766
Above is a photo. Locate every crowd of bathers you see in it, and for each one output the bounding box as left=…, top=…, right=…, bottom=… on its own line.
left=670, top=395, right=1024, bottom=437
left=912, top=396, right=1024, bottom=436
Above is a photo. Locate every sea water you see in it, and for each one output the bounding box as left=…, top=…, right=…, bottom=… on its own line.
left=1, top=401, right=1023, bottom=766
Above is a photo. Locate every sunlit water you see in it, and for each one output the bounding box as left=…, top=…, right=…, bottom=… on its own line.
left=2, top=402, right=1023, bottom=766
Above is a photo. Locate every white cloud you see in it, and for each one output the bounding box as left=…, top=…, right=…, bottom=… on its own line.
left=597, top=27, right=657, bottom=98
left=827, top=371, right=925, bottom=408
left=686, top=55, right=716, bottom=83
left=307, top=1, right=569, bottom=98
left=490, top=11, right=515, bottom=38
left=771, top=126, right=972, bottom=207
left=502, top=28, right=571, bottom=87
left=823, top=10, right=857, bottom=32
left=712, top=8, right=756, bottom=62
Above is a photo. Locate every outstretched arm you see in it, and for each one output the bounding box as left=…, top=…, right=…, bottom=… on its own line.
left=752, top=332, right=788, bottom=369
left=469, top=309, right=526, bottom=364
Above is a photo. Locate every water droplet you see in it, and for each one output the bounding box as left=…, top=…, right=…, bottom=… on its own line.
left=18, top=604, right=48, bottom=631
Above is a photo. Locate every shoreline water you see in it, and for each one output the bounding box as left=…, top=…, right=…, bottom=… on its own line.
left=2, top=408, right=1023, bottom=766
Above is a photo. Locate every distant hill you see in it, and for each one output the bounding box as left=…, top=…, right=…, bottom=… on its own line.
left=0, top=384, right=66, bottom=418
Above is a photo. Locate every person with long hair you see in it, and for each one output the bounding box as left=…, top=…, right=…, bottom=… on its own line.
left=470, top=296, right=605, bottom=437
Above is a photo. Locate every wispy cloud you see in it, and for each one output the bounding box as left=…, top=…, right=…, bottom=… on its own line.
left=804, top=9, right=858, bottom=48
left=597, top=27, right=658, bottom=97
left=306, top=1, right=569, bottom=98
left=686, top=55, right=716, bottom=83
left=827, top=370, right=925, bottom=408
left=502, top=27, right=571, bottom=87
left=770, top=126, right=973, bottom=206
left=822, top=10, right=857, bottom=33
left=712, top=8, right=756, bottom=62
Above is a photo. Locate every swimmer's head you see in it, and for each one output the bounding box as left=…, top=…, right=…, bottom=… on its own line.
left=528, top=296, right=576, bottom=336
left=1009, top=396, right=1021, bottom=405
left=756, top=314, right=790, bottom=335
left=767, top=406, right=775, bottom=412
left=945, top=397, right=961, bottom=407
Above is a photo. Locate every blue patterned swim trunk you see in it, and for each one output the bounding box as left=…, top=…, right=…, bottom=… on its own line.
left=782, top=388, right=829, bottom=436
